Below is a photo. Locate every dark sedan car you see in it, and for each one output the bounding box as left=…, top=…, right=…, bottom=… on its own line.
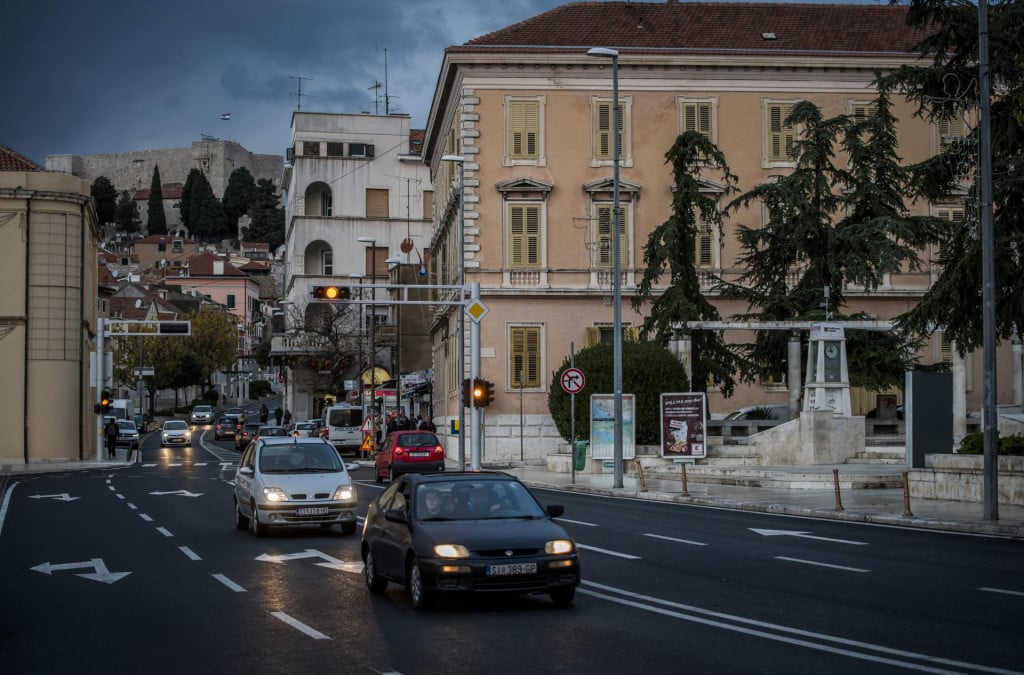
left=235, top=422, right=262, bottom=451
left=215, top=416, right=240, bottom=441
left=361, top=471, right=580, bottom=610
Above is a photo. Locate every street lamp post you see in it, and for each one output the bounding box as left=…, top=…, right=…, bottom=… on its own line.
left=441, top=154, right=467, bottom=471
left=386, top=255, right=404, bottom=414
left=357, top=236, right=379, bottom=450
left=587, top=47, right=624, bottom=488
left=348, top=272, right=366, bottom=415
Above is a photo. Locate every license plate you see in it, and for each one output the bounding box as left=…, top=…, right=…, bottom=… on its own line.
left=486, top=563, right=537, bottom=576
left=295, top=507, right=329, bottom=516
left=409, top=451, right=430, bottom=458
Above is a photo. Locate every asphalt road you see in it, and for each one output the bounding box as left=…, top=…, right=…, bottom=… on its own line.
left=1, top=422, right=1021, bottom=675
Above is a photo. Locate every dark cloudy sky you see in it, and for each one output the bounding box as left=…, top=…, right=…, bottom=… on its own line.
left=3, top=0, right=889, bottom=165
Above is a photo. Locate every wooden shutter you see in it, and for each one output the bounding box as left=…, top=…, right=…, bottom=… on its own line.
left=939, top=333, right=953, bottom=364
left=366, top=189, right=389, bottom=218
left=422, top=190, right=433, bottom=220
left=695, top=223, right=713, bottom=267
left=509, top=204, right=541, bottom=267
left=768, top=104, right=795, bottom=162
left=938, top=116, right=967, bottom=151
left=596, top=205, right=627, bottom=268
left=510, top=327, right=540, bottom=387
left=584, top=327, right=600, bottom=348
left=509, top=101, right=539, bottom=159
left=682, top=102, right=712, bottom=138
left=595, top=102, right=623, bottom=160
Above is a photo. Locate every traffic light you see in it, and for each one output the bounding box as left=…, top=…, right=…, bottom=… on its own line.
left=472, top=378, right=495, bottom=408
left=95, top=391, right=111, bottom=415
left=462, top=378, right=472, bottom=408
left=311, top=285, right=350, bottom=301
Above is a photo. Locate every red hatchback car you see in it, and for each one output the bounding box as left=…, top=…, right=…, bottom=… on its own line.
left=374, top=430, right=445, bottom=483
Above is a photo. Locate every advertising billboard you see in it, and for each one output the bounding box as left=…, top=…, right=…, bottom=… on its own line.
left=660, top=392, right=707, bottom=459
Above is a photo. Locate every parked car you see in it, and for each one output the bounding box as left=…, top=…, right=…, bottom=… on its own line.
left=214, top=416, right=240, bottom=441
left=235, top=422, right=262, bottom=451
left=160, top=419, right=192, bottom=447
left=115, top=419, right=140, bottom=450
left=361, top=471, right=580, bottom=610
left=374, top=430, right=445, bottom=483
left=292, top=421, right=318, bottom=437
left=257, top=425, right=289, bottom=439
left=233, top=436, right=358, bottom=536
left=190, top=404, right=214, bottom=425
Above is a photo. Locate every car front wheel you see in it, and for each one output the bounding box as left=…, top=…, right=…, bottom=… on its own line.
left=364, top=550, right=388, bottom=594
left=234, top=499, right=249, bottom=530
left=250, top=503, right=267, bottom=537
left=408, top=559, right=432, bottom=610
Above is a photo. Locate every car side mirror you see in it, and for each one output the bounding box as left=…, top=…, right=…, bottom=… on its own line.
left=384, top=508, right=408, bottom=525
left=546, top=504, right=564, bottom=518
left=239, top=466, right=253, bottom=476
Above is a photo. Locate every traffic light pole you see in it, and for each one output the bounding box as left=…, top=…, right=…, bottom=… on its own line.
left=95, top=317, right=106, bottom=463
left=470, top=282, right=481, bottom=471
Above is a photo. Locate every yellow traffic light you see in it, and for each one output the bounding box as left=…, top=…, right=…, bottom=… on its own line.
left=311, top=286, right=350, bottom=300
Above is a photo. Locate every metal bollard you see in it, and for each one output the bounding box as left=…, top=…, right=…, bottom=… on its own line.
left=902, top=470, right=914, bottom=518
left=636, top=460, right=648, bottom=492
left=832, top=468, right=844, bottom=512
left=681, top=463, right=689, bottom=497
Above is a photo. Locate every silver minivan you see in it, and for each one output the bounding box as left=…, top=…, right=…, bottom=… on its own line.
left=233, top=436, right=358, bottom=536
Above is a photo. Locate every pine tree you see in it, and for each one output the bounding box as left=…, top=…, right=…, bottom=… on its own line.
left=90, top=176, right=117, bottom=225
left=114, top=190, right=141, bottom=233
left=147, top=165, right=167, bottom=235
left=632, top=131, right=740, bottom=396
left=243, top=178, right=285, bottom=250
left=223, top=166, right=256, bottom=229
left=180, top=168, right=200, bottom=233
left=188, top=172, right=223, bottom=242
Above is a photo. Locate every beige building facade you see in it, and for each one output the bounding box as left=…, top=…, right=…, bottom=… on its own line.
left=0, top=151, right=100, bottom=464
left=422, top=2, right=1013, bottom=462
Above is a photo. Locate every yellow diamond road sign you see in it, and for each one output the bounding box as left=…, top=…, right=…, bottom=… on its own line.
left=465, top=299, right=489, bottom=323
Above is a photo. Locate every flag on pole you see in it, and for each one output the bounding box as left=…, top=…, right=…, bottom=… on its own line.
left=220, top=113, right=231, bottom=121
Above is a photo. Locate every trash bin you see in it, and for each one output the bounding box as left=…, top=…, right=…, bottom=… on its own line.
left=573, top=440, right=588, bottom=471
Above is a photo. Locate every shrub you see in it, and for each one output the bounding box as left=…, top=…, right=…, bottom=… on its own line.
left=202, top=389, right=219, bottom=404
left=1001, top=434, right=1024, bottom=456
left=959, top=432, right=1024, bottom=455
left=250, top=380, right=272, bottom=399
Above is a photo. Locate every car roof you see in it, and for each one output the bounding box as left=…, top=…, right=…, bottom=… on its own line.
left=163, top=419, right=187, bottom=426
left=194, top=404, right=212, bottom=410
left=406, top=471, right=512, bottom=486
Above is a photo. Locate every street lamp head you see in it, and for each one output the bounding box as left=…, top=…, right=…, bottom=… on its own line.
left=440, top=155, right=465, bottom=163
left=587, top=47, right=619, bottom=59
left=357, top=236, right=376, bottom=244
left=385, top=255, right=403, bottom=265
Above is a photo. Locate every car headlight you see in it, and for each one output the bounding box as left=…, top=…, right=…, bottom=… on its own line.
left=545, top=539, right=575, bottom=555
left=262, top=487, right=288, bottom=502
left=333, top=486, right=354, bottom=501
left=184, top=433, right=191, bottom=441
left=434, top=544, right=470, bottom=559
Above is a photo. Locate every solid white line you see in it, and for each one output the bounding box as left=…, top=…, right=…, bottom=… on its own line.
left=271, top=611, right=331, bottom=640
left=139, top=514, right=153, bottom=522
left=116, top=494, right=125, bottom=500
left=127, top=503, right=137, bottom=510
left=644, top=533, right=707, bottom=546
left=576, top=543, right=641, bottom=559
left=0, top=481, right=18, bottom=538
left=557, top=518, right=598, bottom=527
left=979, top=586, right=1024, bottom=597
left=212, top=573, right=246, bottom=592
left=774, top=556, right=869, bottom=573
left=581, top=581, right=1020, bottom=675
left=107, top=485, right=115, bottom=491
left=156, top=526, right=173, bottom=537
left=194, top=462, right=207, bottom=466
left=179, top=546, right=201, bottom=561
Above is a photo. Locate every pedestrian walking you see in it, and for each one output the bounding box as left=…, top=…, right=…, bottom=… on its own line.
left=104, top=418, right=119, bottom=460
left=283, top=409, right=292, bottom=427
left=274, top=406, right=283, bottom=425
left=260, top=404, right=269, bottom=424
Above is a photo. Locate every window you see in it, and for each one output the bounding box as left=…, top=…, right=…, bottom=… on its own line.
left=507, top=98, right=542, bottom=162
left=584, top=325, right=640, bottom=347
left=593, top=99, right=626, bottom=162
left=936, top=115, right=968, bottom=152
left=226, top=294, right=236, bottom=309
left=934, top=206, right=965, bottom=226
left=172, top=239, right=183, bottom=253
left=764, top=101, right=797, bottom=164
left=422, top=190, right=433, bottom=220
left=320, top=191, right=333, bottom=217
left=510, top=326, right=541, bottom=388
left=679, top=98, right=715, bottom=141
left=349, top=143, right=374, bottom=158
left=157, top=243, right=166, bottom=252
left=326, top=142, right=344, bottom=157
left=507, top=203, right=543, bottom=269
left=695, top=220, right=714, bottom=268
left=593, top=203, right=630, bottom=269
left=366, top=189, right=389, bottom=218
left=322, top=250, right=333, bottom=275
left=302, top=141, right=321, bottom=156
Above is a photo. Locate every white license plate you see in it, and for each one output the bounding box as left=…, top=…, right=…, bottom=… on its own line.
left=486, top=563, right=537, bottom=576
left=409, top=451, right=430, bottom=458
left=295, top=507, right=329, bottom=516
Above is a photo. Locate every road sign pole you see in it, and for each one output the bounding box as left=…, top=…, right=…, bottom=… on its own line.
left=470, top=282, right=481, bottom=471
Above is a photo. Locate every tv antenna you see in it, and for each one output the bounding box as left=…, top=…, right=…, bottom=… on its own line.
left=289, top=75, right=314, bottom=111
left=375, top=46, right=399, bottom=115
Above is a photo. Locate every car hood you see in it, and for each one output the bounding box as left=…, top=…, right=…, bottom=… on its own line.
left=254, top=471, right=350, bottom=492
left=414, top=518, right=570, bottom=549
left=163, top=428, right=189, bottom=435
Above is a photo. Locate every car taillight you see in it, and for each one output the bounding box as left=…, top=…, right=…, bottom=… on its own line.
left=395, top=447, right=405, bottom=456
left=433, top=445, right=443, bottom=457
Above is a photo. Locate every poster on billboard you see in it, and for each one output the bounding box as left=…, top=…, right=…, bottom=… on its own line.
left=589, top=393, right=636, bottom=460
left=660, top=393, right=707, bottom=458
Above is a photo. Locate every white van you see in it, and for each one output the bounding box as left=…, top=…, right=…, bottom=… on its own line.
left=322, top=404, right=364, bottom=453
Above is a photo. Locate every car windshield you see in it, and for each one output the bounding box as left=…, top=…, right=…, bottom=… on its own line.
left=295, top=423, right=314, bottom=430
left=414, top=480, right=545, bottom=521
left=397, top=433, right=438, bottom=448
left=258, top=443, right=344, bottom=473
left=164, top=421, right=188, bottom=431
left=116, top=421, right=136, bottom=431
left=194, top=406, right=211, bottom=412
left=259, top=427, right=288, bottom=436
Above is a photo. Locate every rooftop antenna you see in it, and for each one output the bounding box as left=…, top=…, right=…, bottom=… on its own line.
left=377, top=46, right=391, bottom=115
left=289, top=75, right=313, bottom=111
left=368, top=81, right=382, bottom=115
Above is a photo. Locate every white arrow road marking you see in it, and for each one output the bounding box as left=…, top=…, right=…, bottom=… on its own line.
left=750, top=528, right=868, bottom=546
left=28, top=493, right=81, bottom=502
left=644, top=533, right=707, bottom=547
left=148, top=490, right=203, bottom=497
left=775, top=556, right=870, bottom=573
left=255, top=548, right=363, bottom=572
left=576, top=543, right=641, bottom=559
left=271, top=611, right=330, bottom=640
left=31, top=558, right=131, bottom=584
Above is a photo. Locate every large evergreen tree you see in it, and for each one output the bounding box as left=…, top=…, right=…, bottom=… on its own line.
left=90, top=176, right=117, bottom=225
left=188, top=171, right=225, bottom=242
left=878, top=0, right=1024, bottom=352
left=243, top=178, right=285, bottom=250
left=180, top=168, right=201, bottom=233
left=633, top=131, right=740, bottom=396
left=114, top=190, right=141, bottom=233
left=147, top=165, right=167, bottom=235
left=222, top=166, right=256, bottom=230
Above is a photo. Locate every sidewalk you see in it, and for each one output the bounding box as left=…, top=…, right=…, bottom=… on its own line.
left=4, top=456, right=1023, bottom=540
